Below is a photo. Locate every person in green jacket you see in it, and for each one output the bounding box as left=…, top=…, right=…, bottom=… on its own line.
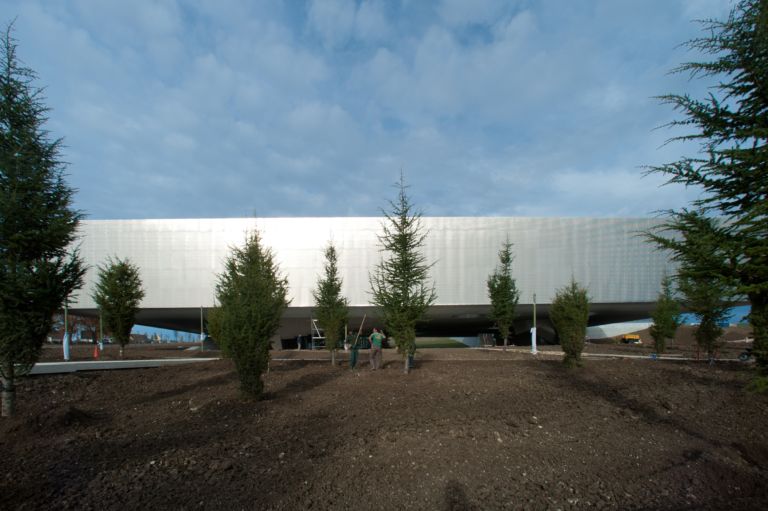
left=369, top=328, right=385, bottom=370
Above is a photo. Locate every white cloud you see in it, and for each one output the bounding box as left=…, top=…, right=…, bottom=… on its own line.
left=547, top=169, right=702, bottom=217
left=307, top=0, right=392, bottom=47
left=354, top=1, right=391, bottom=41
left=682, top=0, right=732, bottom=19
left=438, top=0, right=512, bottom=27
left=582, top=82, right=631, bottom=112
left=2, top=0, right=732, bottom=220
left=307, top=0, right=357, bottom=47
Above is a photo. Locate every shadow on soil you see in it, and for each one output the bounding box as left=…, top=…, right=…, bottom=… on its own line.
left=536, top=360, right=729, bottom=450
left=270, top=359, right=307, bottom=370
left=12, top=371, right=354, bottom=509
left=277, top=364, right=345, bottom=395
left=444, top=480, right=478, bottom=511
left=131, top=372, right=234, bottom=405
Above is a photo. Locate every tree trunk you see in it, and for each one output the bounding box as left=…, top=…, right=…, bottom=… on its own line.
left=749, top=292, right=768, bottom=376
left=1, top=371, right=14, bottom=418
left=120, top=345, right=124, bottom=358
left=500, top=324, right=509, bottom=352
left=331, top=349, right=336, bottom=366
left=403, top=355, right=409, bottom=374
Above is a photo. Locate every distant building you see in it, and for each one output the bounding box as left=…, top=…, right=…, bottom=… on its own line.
left=130, top=333, right=150, bottom=344
left=68, top=217, right=676, bottom=341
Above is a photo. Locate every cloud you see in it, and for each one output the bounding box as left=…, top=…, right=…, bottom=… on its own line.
left=354, top=1, right=390, bottom=41
left=682, top=0, right=732, bottom=19
left=2, top=0, right=733, bottom=221
left=306, top=0, right=391, bottom=47
left=438, top=0, right=514, bottom=28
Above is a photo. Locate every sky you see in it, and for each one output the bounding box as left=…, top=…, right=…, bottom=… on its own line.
left=4, top=0, right=733, bottom=219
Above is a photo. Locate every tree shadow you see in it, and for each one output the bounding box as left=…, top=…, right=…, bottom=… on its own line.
left=278, top=367, right=344, bottom=395
left=651, top=361, right=751, bottom=391
left=269, top=360, right=310, bottom=372
left=444, top=480, right=479, bottom=511
left=130, top=372, right=234, bottom=406
left=536, top=361, right=728, bottom=450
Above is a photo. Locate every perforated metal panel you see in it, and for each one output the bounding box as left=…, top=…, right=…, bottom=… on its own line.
left=70, top=216, right=674, bottom=311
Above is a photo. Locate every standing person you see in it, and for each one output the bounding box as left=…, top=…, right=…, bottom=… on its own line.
left=345, top=330, right=357, bottom=351
left=296, top=334, right=302, bottom=350
left=369, top=328, right=384, bottom=370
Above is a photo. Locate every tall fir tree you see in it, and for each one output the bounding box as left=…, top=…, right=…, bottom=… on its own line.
left=0, top=26, right=85, bottom=417
left=205, top=306, right=229, bottom=356
left=370, top=173, right=437, bottom=374
left=649, top=276, right=682, bottom=354
left=647, top=0, right=768, bottom=379
left=92, top=258, right=145, bottom=358
left=312, top=242, right=348, bottom=366
left=648, top=212, right=735, bottom=359
left=679, top=268, right=732, bottom=361
left=549, top=279, right=590, bottom=368
left=214, top=231, right=289, bottom=397
left=487, top=241, right=520, bottom=351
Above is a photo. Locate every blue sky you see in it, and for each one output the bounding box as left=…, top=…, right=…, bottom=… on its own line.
left=5, top=0, right=732, bottom=219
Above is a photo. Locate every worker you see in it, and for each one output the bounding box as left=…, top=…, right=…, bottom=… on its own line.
left=369, top=328, right=384, bottom=370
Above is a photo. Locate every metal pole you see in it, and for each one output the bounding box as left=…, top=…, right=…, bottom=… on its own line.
left=531, top=293, right=538, bottom=355
left=200, top=305, right=204, bottom=352
left=63, top=302, right=70, bottom=361
left=344, top=324, right=348, bottom=350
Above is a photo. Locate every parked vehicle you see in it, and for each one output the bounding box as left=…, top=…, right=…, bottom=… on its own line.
left=739, top=348, right=753, bottom=362
left=621, top=334, right=642, bottom=345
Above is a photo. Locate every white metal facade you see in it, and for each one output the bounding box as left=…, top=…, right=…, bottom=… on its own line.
left=70, top=217, right=672, bottom=327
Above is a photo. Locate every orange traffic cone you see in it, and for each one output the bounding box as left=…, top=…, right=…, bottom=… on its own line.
left=93, top=344, right=100, bottom=359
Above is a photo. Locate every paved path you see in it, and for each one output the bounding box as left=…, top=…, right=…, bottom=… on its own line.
left=276, top=349, right=742, bottom=363
left=30, top=350, right=743, bottom=375
left=30, top=358, right=220, bottom=375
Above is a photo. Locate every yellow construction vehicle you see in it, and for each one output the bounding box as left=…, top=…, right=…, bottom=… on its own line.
left=621, top=334, right=642, bottom=344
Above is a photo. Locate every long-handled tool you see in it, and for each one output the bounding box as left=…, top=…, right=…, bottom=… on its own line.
left=349, top=314, right=366, bottom=368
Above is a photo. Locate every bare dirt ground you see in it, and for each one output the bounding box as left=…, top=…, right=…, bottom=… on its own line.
left=533, top=325, right=755, bottom=360
left=38, top=323, right=754, bottom=363
left=37, top=342, right=218, bottom=362
left=2, top=346, right=767, bottom=510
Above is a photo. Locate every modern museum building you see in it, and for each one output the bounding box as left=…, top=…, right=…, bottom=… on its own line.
left=68, top=217, right=674, bottom=343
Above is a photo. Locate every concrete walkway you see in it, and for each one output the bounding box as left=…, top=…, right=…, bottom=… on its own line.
left=30, top=350, right=744, bottom=375
left=496, top=346, right=741, bottom=362
left=30, top=358, right=220, bottom=375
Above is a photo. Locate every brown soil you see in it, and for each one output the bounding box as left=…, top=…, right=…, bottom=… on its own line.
left=557, top=325, right=754, bottom=359
left=37, top=342, right=213, bottom=362
left=2, top=347, right=767, bottom=510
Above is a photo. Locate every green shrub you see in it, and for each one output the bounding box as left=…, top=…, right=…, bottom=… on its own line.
left=550, top=279, right=590, bottom=368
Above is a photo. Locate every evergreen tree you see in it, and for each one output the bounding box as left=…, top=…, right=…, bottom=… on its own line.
left=312, top=242, right=348, bottom=366
left=549, top=279, right=590, bottom=368
left=206, top=306, right=229, bottom=356
left=647, top=0, right=768, bottom=378
left=648, top=212, right=734, bottom=360
left=370, top=173, right=437, bottom=374
left=92, top=258, right=145, bottom=358
left=679, top=269, right=732, bottom=361
left=0, top=26, right=85, bottom=417
left=487, top=241, right=520, bottom=351
left=649, top=276, right=681, bottom=354
left=214, top=231, right=289, bottom=397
